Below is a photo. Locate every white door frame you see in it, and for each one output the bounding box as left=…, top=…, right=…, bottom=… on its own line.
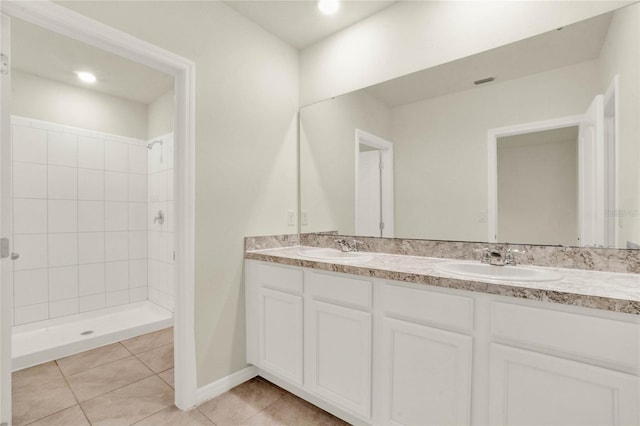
left=487, top=115, right=583, bottom=243
left=603, top=76, right=619, bottom=248
left=355, top=129, right=394, bottom=238
left=0, top=13, right=12, bottom=425
left=0, top=0, right=198, bottom=411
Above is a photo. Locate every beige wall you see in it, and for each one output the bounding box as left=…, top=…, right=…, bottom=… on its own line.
left=300, top=90, right=391, bottom=235
left=597, top=3, right=640, bottom=247
left=300, top=1, right=630, bottom=105
left=498, top=133, right=578, bottom=246
left=55, top=0, right=299, bottom=387
left=11, top=69, right=148, bottom=139
left=147, top=89, right=174, bottom=140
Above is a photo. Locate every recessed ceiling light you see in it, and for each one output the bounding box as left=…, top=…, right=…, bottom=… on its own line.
left=318, top=0, right=340, bottom=15
left=75, top=71, right=96, bottom=84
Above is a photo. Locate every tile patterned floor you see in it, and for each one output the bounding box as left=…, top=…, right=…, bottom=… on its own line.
left=12, top=327, right=348, bottom=426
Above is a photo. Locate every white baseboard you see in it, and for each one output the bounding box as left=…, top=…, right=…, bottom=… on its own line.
left=195, top=365, right=258, bottom=405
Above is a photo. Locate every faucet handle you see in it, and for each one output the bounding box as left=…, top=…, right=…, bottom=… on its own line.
left=350, top=240, right=363, bottom=252
left=505, top=248, right=525, bottom=265
left=334, top=239, right=350, bottom=252
left=481, top=247, right=492, bottom=263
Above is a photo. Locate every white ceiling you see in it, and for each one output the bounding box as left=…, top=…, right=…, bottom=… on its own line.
left=223, top=0, right=396, bottom=49
left=365, top=11, right=613, bottom=107
left=11, top=17, right=174, bottom=105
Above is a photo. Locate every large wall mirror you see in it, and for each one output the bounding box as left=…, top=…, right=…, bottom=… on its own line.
left=300, top=3, right=639, bottom=249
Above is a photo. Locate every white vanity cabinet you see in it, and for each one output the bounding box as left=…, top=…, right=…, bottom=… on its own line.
left=488, top=302, right=640, bottom=426
left=245, top=259, right=640, bottom=426
left=379, top=284, right=474, bottom=426
left=246, top=262, right=304, bottom=385
left=305, top=272, right=373, bottom=418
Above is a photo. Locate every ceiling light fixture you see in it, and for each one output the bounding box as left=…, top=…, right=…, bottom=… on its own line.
left=75, top=71, right=96, bottom=84
left=318, top=0, right=340, bottom=15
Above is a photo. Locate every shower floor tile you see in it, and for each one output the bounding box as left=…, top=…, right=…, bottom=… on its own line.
left=11, top=327, right=347, bottom=426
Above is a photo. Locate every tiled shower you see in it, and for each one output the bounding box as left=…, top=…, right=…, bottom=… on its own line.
left=11, top=116, right=175, bottom=326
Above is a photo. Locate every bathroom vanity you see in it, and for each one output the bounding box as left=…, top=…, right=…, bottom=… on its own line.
left=244, top=245, right=639, bottom=426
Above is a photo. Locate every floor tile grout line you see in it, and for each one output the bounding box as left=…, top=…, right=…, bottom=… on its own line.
left=75, top=373, right=157, bottom=407
left=60, top=351, right=144, bottom=380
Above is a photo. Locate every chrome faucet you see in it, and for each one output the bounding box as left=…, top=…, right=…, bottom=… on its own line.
left=481, top=247, right=524, bottom=266
left=335, top=239, right=363, bottom=252
left=481, top=248, right=504, bottom=266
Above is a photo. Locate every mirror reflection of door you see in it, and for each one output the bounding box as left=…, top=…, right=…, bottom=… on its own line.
left=497, top=127, right=579, bottom=246
left=355, top=129, right=394, bottom=238
left=357, top=148, right=382, bottom=237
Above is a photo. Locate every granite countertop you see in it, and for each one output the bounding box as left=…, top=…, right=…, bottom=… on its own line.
left=245, top=246, right=640, bottom=315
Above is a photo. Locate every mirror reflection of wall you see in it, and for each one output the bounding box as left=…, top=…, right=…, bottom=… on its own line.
left=497, top=128, right=579, bottom=246
left=300, top=3, right=639, bottom=249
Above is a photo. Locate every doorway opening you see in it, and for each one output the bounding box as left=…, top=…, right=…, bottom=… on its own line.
left=0, top=3, right=196, bottom=422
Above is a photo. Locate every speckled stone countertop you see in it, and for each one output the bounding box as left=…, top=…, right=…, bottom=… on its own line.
left=245, top=246, right=640, bottom=315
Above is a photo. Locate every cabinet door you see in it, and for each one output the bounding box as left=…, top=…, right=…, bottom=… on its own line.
left=380, top=317, right=473, bottom=426
left=489, top=344, right=639, bottom=426
left=306, top=300, right=372, bottom=418
left=259, top=288, right=303, bottom=385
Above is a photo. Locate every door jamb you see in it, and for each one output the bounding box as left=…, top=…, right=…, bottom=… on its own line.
left=0, top=0, right=198, bottom=410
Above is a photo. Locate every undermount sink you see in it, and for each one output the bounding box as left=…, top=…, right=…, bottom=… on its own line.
left=435, top=261, right=563, bottom=282
left=297, top=247, right=371, bottom=262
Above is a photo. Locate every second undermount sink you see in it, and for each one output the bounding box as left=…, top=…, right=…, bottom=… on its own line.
left=297, top=247, right=371, bottom=262
left=435, top=261, right=563, bottom=282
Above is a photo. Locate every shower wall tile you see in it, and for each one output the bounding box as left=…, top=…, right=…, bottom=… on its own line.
left=13, top=163, right=47, bottom=199
left=11, top=117, right=150, bottom=325
left=12, top=125, right=47, bottom=164
left=106, top=290, right=129, bottom=307
left=78, top=201, right=105, bottom=232
left=48, top=234, right=78, bottom=267
left=48, top=200, right=78, bottom=233
left=130, top=287, right=148, bottom=303
left=13, top=234, right=48, bottom=270
left=129, top=174, right=147, bottom=202
left=78, top=169, right=105, bottom=200
left=129, top=203, right=147, bottom=231
left=105, top=141, right=129, bottom=172
left=48, top=132, right=78, bottom=167
left=14, top=269, right=48, bottom=307
left=49, top=266, right=79, bottom=301
left=77, top=136, right=104, bottom=169
left=105, top=261, right=129, bottom=292
left=79, top=294, right=106, bottom=313
left=105, top=202, right=129, bottom=231
left=79, top=264, right=105, bottom=296
left=129, top=145, right=147, bottom=174
left=50, top=298, right=79, bottom=319
left=105, top=232, right=129, bottom=262
left=14, top=303, right=48, bottom=326
left=105, top=172, right=128, bottom=201
left=48, top=166, right=78, bottom=200
left=78, top=232, right=105, bottom=264
left=129, top=260, right=148, bottom=288
left=13, top=199, right=47, bottom=234
left=147, top=133, right=174, bottom=312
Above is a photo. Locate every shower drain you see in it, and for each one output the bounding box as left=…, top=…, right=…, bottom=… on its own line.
left=80, top=330, right=94, bottom=336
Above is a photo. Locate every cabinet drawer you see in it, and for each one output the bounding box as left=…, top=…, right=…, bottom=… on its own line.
left=383, top=284, right=474, bottom=332
left=491, top=302, right=639, bottom=371
left=257, top=263, right=303, bottom=294
left=307, top=271, right=372, bottom=310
